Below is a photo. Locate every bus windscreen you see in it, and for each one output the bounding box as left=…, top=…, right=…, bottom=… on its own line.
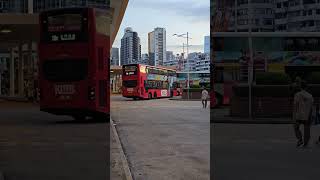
left=47, top=14, right=82, bottom=32
left=124, top=66, right=138, bottom=75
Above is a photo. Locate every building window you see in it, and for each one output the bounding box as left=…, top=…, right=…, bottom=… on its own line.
left=288, top=11, right=301, bottom=17
left=255, top=8, right=265, bottom=14
left=238, top=19, right=248, bottom=25
left=277, top=3, right=281, bottom=8
left=303, top=10, right=307, bottom=16
left=255, top=19, right=260, bottom=25
left=266, top=8, right=272, bottom=15
left=309, top=20, right=315, bottom=26
left=238, top=0, right=248, bottom=5
left=303, top=0, right=316, bottom=4
left=263, top=19, right=273, bottom=25
left=316, top=9, right=320, bottom=14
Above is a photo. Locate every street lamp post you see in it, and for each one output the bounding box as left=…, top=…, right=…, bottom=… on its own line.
left=173, top=33, right=191, bottom=100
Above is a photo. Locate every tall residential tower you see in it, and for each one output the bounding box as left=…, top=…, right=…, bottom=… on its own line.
left=120, top=27, right=141, bottom=65
left=148, top=27, right=166, bottom=66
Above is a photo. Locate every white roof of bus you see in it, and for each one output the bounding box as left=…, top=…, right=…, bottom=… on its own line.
left=124, top=64, right=176, bottom=71
left=212, top=32, right=320, bottom=37
left=177, top=71, right=210, bottom=74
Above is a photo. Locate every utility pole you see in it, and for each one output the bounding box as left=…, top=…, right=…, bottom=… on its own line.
left=187, top=32, right=190, bottom=100
left=248, top=0, right=254, bottom=118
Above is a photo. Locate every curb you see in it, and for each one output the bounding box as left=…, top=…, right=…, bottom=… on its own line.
left=169, top=98, right=201, bottom=101
left=110, top=117, right=134, bottom=180
left=211, top=119, right=293, bottom=124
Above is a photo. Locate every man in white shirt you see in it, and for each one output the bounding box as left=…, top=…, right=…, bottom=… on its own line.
left=201, top=87, right=209, bottom=108
left=293, top=81, right=314, bottom=148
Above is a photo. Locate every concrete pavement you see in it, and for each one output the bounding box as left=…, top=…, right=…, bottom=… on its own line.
left=211, top=107, right=293, bottom=124
left=111, top=95, right=210, bottom=180
left=212, top=123, right=320, bottom=180
left=0, top=101, right=126, bottom=180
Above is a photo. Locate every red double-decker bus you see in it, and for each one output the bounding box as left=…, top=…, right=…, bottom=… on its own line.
left=122, top=64, right=181, bottom=100
left=38, top=8, right=110, bottom=120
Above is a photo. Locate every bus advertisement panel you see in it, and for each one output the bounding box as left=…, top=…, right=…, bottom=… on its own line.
left=39, top=8, right=110, bottom=120
left=177, top=71, right=210, bottom=88
left=122, top=64, right=181, bottom=100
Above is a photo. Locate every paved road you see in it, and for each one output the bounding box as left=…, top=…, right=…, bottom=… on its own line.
left=0, top=102, right=113, bottom=180
left=212, top=123, right=320, bottom=180
left=111, top=96, right=210, bottom=180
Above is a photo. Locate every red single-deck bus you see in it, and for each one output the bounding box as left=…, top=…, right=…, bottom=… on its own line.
left=122, top=64, right=181, bottom=100
left=38, top=8, right=110, bottom=120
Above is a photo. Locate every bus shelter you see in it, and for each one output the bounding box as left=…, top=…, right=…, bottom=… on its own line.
left=110, top=65, right=122, bottom=94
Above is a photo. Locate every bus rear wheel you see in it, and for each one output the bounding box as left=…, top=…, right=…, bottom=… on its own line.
left=154, top=92, right=157, bottom=99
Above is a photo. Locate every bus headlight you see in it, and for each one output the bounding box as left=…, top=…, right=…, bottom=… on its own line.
left=88, top=87, right=95, bottom=100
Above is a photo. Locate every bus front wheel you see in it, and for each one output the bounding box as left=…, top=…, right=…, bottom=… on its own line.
left=148, top=93, right=152, bottom=99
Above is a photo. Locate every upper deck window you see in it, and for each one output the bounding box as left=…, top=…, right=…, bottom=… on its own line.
left=41, top=9, right=88, bottom=43
left=123, top=65, right=138, bottom=76
left=47, top=14, right=82, bottom=32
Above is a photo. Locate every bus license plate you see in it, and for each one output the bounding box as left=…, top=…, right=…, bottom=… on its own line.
left=55, top=84, right=75, bottom=95
left=127, top=88, right=133, bottom=92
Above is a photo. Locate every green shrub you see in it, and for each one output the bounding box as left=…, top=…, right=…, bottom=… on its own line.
left=306, top=72, right=320, bottom=84
left=255, top=72, right=291, bottom=85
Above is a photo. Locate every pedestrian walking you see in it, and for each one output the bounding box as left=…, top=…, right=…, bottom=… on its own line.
left=201, top=87, right=209, bottom=108
left=293, top=81, right=314, bottom=148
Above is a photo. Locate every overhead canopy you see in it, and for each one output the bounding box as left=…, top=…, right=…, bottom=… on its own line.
left=0, top=14, right=39, bottom=44
left=110, top=0, right=129, bottom=44
left=0, top=0, right=128, bottom=46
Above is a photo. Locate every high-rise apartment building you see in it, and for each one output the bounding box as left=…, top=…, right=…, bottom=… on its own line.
left=274, top=0, right=320, bottom=32
left=111, top=47, right=119, bottom=66
left=204, top=36, right=210, bottom=54
left=120, top=27, right=141, bottom=65
left=166, top=51, right=174, bottom=62
left=148, top=27, right=166, bottom=66
left=213, top=0, right=320, bottom=32
left=194, top=53, right=210, bottom=71
left=141, top=53, right=149, bottom=65
left=213, top=0, right=274, bottom=32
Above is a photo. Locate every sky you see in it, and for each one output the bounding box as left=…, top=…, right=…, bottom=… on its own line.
left=112, top=0, right=210, bottom=55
